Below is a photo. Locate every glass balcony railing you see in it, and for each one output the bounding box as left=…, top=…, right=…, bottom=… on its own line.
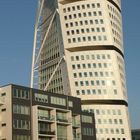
left=56, top=116, right=71, bottom=123
left=38, top=115, right=55, bottom=121
left=72, top=121, right=81, bottom=127
left=39, top=130, right=55, bottom=135
left=73, top=133, right=81, bottom=140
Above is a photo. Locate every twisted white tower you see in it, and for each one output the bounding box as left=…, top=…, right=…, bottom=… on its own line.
left=31, top=0, right=132, bottom=139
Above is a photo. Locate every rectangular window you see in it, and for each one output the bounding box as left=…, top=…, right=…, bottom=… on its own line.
left=82, top=115, right=92, bottom=123
left=51, top=97, right=66, bottom=106
left=35, top=93, right=48, bottom=103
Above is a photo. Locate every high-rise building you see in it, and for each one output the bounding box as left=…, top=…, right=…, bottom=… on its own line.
left=0, top=84, right=96, bottom=140
left=31, top=0, right=132, bottom=139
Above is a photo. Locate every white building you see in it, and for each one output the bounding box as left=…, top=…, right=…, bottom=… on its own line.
left=31, top=0, right=132, bottom=139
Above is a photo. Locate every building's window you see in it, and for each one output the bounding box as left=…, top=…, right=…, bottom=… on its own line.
left=93, top=36, right=96, bottom=41
left=77, top=5, right=80, bottom=10
left=89, top=72, right=93, bottom=77
left=98, top=11, right=102, bottom=16
left=67, top=7, right=70, bottom=12
left=88, top=36, right=91, bottom=41
left=78, top=37, right=81, bottom=42
left=88, top=63, right=91, bottom=68
left=82, top=115, right=92, bottom=123
left=76, top=29, right=80, bottom=34
left=121, top=129, right=125, bottom=134
left=75, top=22, right=78, bottom=26
left=68, top=101, right=73, bottom=107
left=112, top=80, right=116, bottom=85
left=73, top=14, right=77, bottom=18
left=98, top=89, right=101, bottom=94
left=95, top=19, right=99, bottom=24
left=79, top=73, right=82, bottom=77
left=64, top=16, right=67, bottom=20
left=97, top=28, right=100, bottom=32
left=91, top=81, right=94, bottom=85
left=102, top=80, right=105, bottom=86
left=88, top=12, right=92, bottom=16
left=80, top=81, right=84, bottom=86
left=114, top=119, right=118, bottom=124
left=13, top=88, right=29, bottom=100
left=1, top=123, right=6, bottom=127
left=13, top=119, right=30, bottom=130
left=1, top=108, right=6, bottom=112
left=81, top=28, right=84, bottom=33
left=100, top=72, right=103, bottom=77
left=87, top=90, right=91, bottom=94
left=72, top=6, right=75, bottom=11
left=65, top=23, right=68, bottom=28
left=82, top=90, right=85, bottom=95
left=77, top=64, right=81, bottom=69
left=92, top=4, right=95, bottom=8
left=118, top=110, right=121, bottom=115
left=84, top=72, right=87, bottom=77
left=51, top=96, right=66, bottom=106
left=97, top=3, right=101, bottom=8
left=73, top=38, right=76, bottom=43
left=98, top=63, right=102, bottom=68
left=100, top=19, right=104, bottom=24
left=90, top=20, right=93, bottom=24
left=13, top=104, right=30, bottom=115
left=13, top=135, right=30, bottom=140
left=73, top=73, right=77, bottom=78
left=83, top=12, right=87, bottom=17
left=92, top=89, right=96, bottom=94
left=68, top=39, right=71, bottom=43
left=69, top=15, right=72, bottom=19
left=119, top=119, right=123, bottom=124
left=67, top=31, right=70, bottom=35
left=109, top=119, right=112, bottom=124
left=63, top=8, right=66, bottom=13
left=104, top=36, right=107, bottom=40
left=82, top=5, right=85, bottom=9
left=57, top=125, right=67, bottom=139
left=114, top=89, right=117, bottom=94
left=75, top=81, right=78, bottom=86
left=83, top=127, right=94, bottom=136
left=95, top=72, right=98, bottom=77
left=70, top=22, right=73, bottom=27
left=93, top=11, right=97, bottom=16
left=35, top=93, right=48, bottom=103
left=71, top=56, right=74, bottom=61
left=98, top=36, right=102, bottom=40
left=76, top=90, right=80, bottom=95
left=72, top=65, right=75, bottom=69
left=1, top=93, right=6, bottom=96
left=93, top=63, right=96, bottom=68
left=76, top=56, right=79, bottom=61
left=96, top=80, right=100, bottom=85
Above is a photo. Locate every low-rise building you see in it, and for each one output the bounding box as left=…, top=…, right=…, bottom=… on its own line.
left=132, top=129, right=140, bottom=140
left=0, top=84, right=96, bottom=140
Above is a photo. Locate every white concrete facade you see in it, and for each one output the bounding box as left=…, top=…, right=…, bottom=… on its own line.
left=31, top=0, right=132, bottom=139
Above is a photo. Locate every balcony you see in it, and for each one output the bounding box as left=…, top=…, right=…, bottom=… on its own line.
left=73, top=133, right=81, bottom=140
left=57, top=116, right=71, bottom=124
left=72, top=121, right=81, bottom=128
left=39, top=130, right=55, bottom=136
left=38, top=115, right=55, bottom=122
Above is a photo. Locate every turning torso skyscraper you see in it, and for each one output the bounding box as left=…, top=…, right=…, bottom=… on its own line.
left=31, top=0, right=132, bottom=139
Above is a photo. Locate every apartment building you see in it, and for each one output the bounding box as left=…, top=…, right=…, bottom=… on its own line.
left=0, top=84, right=96, bottom=140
